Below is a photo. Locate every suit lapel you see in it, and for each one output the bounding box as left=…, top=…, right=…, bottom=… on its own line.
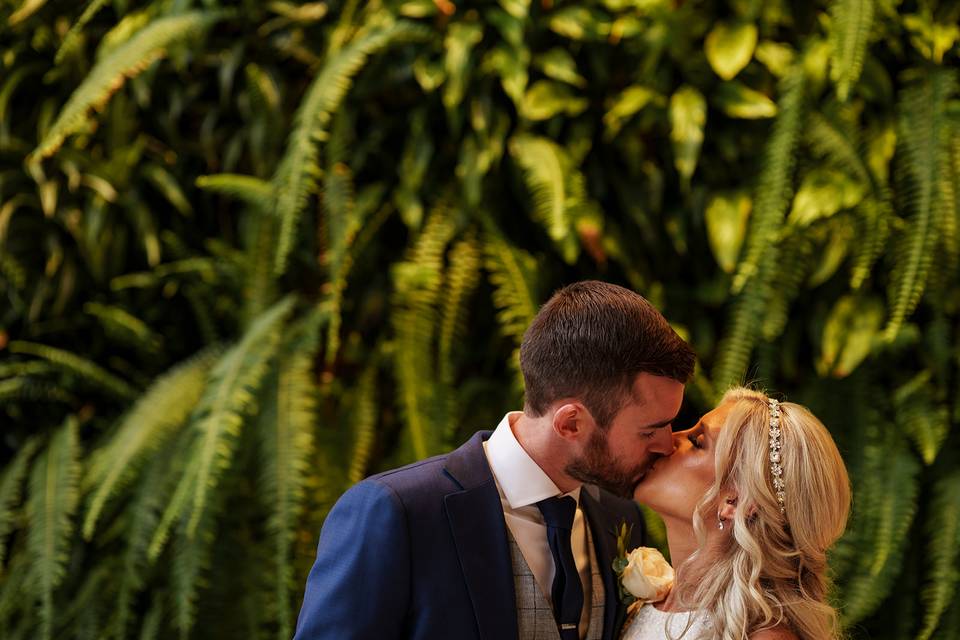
left=580, top=490, right=621, bottom=640
left=443, top=432, right=518, bottom=640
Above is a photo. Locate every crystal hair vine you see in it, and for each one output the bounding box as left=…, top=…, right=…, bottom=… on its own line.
left=768, top=398, right=786, bottom=514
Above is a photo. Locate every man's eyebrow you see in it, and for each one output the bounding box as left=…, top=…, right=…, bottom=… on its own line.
left=642, top=412, right=681, bottom=431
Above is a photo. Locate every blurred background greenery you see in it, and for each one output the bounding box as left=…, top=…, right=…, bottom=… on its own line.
left=1, top=0, right=959, bottom=638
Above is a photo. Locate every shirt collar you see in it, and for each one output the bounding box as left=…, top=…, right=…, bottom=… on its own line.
left=485, top=412, right=586, bottom=509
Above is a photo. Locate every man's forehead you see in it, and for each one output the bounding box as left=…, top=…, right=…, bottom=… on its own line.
left=630, top=372, right=685, bottom=404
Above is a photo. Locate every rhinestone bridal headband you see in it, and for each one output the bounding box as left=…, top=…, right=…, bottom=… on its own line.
left=768, top=398, right=786, bottom=514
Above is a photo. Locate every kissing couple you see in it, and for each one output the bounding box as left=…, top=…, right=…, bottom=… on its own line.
left=293, top=281, right=851, bottom=640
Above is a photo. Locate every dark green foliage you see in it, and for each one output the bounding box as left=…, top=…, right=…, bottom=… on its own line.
left=1, top=0, right=959, bottom=638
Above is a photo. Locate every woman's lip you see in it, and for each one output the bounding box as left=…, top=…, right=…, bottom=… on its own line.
left=645, top=458, right=664, bottom=477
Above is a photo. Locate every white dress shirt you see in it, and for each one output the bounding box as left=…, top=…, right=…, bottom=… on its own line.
left=482, top=412, right=594, bottom=638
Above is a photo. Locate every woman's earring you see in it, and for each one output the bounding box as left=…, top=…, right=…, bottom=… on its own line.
left=717, top=513, right=725, bottom=530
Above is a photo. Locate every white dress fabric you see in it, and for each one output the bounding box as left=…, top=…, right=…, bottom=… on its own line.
left=620, top=603, right=714, bottom=640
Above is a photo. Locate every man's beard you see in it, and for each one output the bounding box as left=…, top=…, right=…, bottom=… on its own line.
left=564, top=428, right=650, bottom=498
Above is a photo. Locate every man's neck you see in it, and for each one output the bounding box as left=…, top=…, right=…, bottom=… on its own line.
left=511, top=412, right=581, bottom=494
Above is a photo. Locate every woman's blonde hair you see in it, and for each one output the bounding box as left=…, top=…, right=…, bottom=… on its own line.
left=674, top=387, right=851, bottom=640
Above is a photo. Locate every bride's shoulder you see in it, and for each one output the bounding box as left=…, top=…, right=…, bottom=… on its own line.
left=749, top=626, right=799, bottom=640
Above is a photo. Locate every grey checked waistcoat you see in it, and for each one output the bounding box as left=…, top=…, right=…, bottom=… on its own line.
left=509, top=524, right=605, bottom=640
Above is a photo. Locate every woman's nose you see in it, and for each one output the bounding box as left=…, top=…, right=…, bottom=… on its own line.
left=672, top=427, right=692, bottom=450
left=650, top=427, right=675, bottom=455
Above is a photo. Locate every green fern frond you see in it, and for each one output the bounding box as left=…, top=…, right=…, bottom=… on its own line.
left=183, top=283, right=220, bottom=345
left=392, top=211, right=456, bottom=459
left=0, top=377, right=75, bottom=405
left=196, top=174, right=274, bottom=213
left=59, top=563, right=113, bottom=640
left=0, top=437, right=40, bottom=567
left=508, top=134, right=580, bottom=263
left=84, top=301, right=163, bottom=354
left=839, top=429, right=920, bottom=625
left=712, top=276, right=770, bottom=395
left=731, top=68, right=806, bottom=293
left=271, top=20, right=428, bottom=276
left=806, top=109, right=870, bottom=184
left=148, top=448, right=199, bottom=562
left=917, top=468, right=960, bottom=640
left=171, top=497, right=217, bottom=637
left=243, top=211, right=279, bottom=323
left=83, top=348, right=219, bottom=539
left=482, top=227, right=540, bottom=346
left=8, top=340, right=138, bottom=400
left=508, top=135, right=567, bottom=241
left=347, top=364, right=378, bottom=485
left=935, top=593, right=960, bottom=640
left=482, top=225, right=540, bottom=394
left=110, top=257, right=218, bottom=290
left=321, top=176, right=386, bottom=365
left=935, top=137, right=959, bottom=276
left=829, top=0, right=875, bottom=102
left=883, top=69, right=958, bottom=340
left=849, top=196, right=892, bottom=289
left=143, top=163, right=192, bottom=217
left=25, top=417, right=80, bottom=640
left=893, top=372, right=949, bottom=465
left=138, top=592, right=164, bottom=640
left=716, top=69, right=806, bottom=391
left=32, top=11, right=224, bottom=161
left=53, top=0, right=112, bottom=64
left=181, top=296, right=295, bottom=537
left=0, top=552, right=31, bottom=631
left=439, top=234, right=481, bottom=389
left=0, top=361, right=59, bottom=379
left=323, top=162, right=359, bottom=286
left=760, top=234, right=813, bottom=340
left=111, top=451, right=180, bottom=640
left=256, top=314, right=320, bottom=640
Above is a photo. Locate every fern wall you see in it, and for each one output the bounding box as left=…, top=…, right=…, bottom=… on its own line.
left=1, top=0, right=959, bottom=638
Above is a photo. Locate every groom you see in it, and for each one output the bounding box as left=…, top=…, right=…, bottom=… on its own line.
left=293, top=280, right=695, bottom=640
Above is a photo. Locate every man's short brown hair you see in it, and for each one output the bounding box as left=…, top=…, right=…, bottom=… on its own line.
left=519, top=280, right=696, bottom=428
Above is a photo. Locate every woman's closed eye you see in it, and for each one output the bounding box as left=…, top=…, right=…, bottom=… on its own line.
left=688, top=434, right=704, bottom=449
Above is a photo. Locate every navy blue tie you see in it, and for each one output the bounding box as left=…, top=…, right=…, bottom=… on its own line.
left=536, top=496, right=583, bottom=640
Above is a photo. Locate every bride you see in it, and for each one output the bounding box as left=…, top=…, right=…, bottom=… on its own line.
left=625, top=387, right=851, bottom=640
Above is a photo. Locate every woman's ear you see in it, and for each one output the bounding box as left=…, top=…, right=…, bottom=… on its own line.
left=719, top=495, right=738, bottom=522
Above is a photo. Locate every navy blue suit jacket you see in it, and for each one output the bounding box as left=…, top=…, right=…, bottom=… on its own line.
left=293, top=431, right=646, bottom=640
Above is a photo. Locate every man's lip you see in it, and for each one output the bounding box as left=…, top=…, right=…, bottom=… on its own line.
left=641, top=458, right=663, bottom=480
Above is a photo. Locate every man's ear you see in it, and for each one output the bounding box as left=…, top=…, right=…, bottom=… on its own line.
left=552, top=402, right=592, bottom=441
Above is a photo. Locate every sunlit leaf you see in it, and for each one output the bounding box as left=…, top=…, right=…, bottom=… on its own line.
left=705, top=21, right=758, bottom=81
left=787, top=168, right=867, bottom=227
left=819, top=295, right=883, bottom=377
left=520, top=80, right=588, bottom=121
left=705, top=190, right=751, bottom=273
left=669, top=85, right=706, bottom=185
left=713, top=81, right=778, bottom=119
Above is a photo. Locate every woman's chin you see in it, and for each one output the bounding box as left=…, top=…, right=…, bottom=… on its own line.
left=632, top=480, right=660, bottom=510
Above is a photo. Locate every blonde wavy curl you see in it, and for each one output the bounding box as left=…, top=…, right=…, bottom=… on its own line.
left=671, top=387, right=851, bottom=640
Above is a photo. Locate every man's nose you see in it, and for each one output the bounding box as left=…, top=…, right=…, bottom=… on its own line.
left=649, top=427, right=675, bottom=455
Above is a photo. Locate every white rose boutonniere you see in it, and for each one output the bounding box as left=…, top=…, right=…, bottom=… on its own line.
left=612, top=520, right=674, bottom=606
left=621, top=547, right=674, bottom=602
